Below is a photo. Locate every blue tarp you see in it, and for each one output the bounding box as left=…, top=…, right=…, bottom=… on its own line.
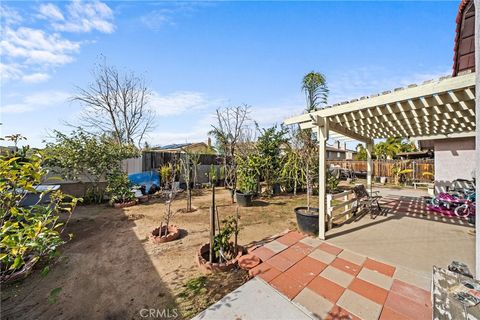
left=128, top=171, right=160, bottom=191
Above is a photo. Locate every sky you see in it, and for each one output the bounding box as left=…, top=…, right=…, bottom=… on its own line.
left=0, top=1, right=460, bottom=148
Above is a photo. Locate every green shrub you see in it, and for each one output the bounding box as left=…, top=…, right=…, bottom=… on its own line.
left=0, top=146, right=78, bottom=282
left=105, top=170, right=135, bottom=205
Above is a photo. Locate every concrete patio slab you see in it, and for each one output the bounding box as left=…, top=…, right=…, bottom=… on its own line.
left=192, top=278, right=313, bottom=320
left=308, top=248, right=336, bottom=264
left=327, top=188, right=475, bottom=278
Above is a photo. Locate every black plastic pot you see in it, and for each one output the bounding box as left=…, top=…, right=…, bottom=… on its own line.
left=236, top=191, right=253, bottom=207
left=272, top=184, right=281, bottom=195
left=295, top=207, right=319, bottom=235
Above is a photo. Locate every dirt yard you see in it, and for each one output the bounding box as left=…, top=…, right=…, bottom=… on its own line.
left=2, top=188, right=314, bottom=320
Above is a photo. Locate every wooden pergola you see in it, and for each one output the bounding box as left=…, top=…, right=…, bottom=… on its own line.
left=284, top=71, right=476, bottom=240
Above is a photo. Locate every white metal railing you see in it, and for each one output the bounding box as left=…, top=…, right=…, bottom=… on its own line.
left=326, top=190, right=357, bottom=230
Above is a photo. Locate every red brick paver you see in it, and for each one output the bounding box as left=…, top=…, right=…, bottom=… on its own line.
left=364, top=258, right=397, bottom=277
left=248, top=261, right=281, bottom=282
left=349, top=278, right=389, bottom=305
left=270, top=273, right=304, bottom=300
left=307, top=276, right=345, bottom=303
left=331, top=257, right=362, bottom=276
left=319, top=242, right=343, bottom=255
left=252, top=246, right=276, bottom=262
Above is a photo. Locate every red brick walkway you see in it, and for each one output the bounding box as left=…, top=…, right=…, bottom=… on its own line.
left=249, top=231, right=432, bottom=320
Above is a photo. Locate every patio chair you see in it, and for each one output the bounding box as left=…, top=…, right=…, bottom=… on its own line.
left=352, top=185, right=382, bottom=219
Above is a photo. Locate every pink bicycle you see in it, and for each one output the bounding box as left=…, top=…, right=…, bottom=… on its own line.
left=428, top=192, right=475, bottom=218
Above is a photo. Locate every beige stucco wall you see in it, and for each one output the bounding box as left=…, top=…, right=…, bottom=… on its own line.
left=434, top=136, right=476, bottom=193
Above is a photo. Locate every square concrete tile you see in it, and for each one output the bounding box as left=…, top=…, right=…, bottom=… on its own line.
left=307, top=276, right=345, bottom=303
left=385, top=291, right=432, bottom=320
left=290, top=242, right=314, bottom=255
left=283, top=256, right=327, bottom=286
left=320, top=266, right=354, bottom=288
left=337, top=290, right=383, bottom=320
left=270, top=273, right=304, bottom=300
left=263, top=240, right=288, bottom=253
left=348, top=278, right=388, bottom=305
left=393, top=267, right=431, bottom=292
left=363, top=258, right=396, bottom=277
left=267, top=253, right=296, bottom=272
left=293, top=287, right=333, bottom=319
left=249, top=262, right=282, bottom=283
left=252, top=247, right=276, bottom=262
left=319, top=242, right=343, bottom=255
left=299, top=236, right=324, bottom=248
left=358, top=268, right=394, bottom=290
left=309, top=248, right=336, bottom=264
left=331, top=257, right=361, bottom=276
left=338, top=250, right=367, bottom=266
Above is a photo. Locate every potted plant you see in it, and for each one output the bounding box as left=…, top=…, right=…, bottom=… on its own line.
left=294, top=71, right=328, bottom=234
left=106, top=170, right=137, bottom=208
left=150, top=156, right=181, bottom=244
left=235, top=154, right=259, bottom=207
left=196, top=212, right=243, bottom=273
left=159, top=164, right=172, bottom=189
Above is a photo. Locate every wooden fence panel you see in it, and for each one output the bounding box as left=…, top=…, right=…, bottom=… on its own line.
left=327, top=159, right=434, bottom=182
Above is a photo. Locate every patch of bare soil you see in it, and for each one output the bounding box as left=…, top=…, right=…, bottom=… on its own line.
left=2, top=189, right=309, bottom=320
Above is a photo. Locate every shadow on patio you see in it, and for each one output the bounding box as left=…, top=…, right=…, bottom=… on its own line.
left=326, top=191, right=475, bottom=278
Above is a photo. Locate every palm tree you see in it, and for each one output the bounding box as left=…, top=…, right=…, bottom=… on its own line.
left=301, top=71, right=329, bottom=112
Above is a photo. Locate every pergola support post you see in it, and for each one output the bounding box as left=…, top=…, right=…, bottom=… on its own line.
left=474, top=0, right=479, bottom=280
left=366, top=142, right=374, bottom=195
left=316, top=117, right=328, bottom=240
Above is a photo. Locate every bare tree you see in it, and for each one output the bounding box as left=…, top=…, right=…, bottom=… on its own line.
left=71, top=60, right=155, bottom=147
left=209, top=105, right=251, bottom=202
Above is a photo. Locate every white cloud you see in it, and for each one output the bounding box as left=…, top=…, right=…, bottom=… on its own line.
left=38, top=3, right=64, bottom=21
left=251, top=105, right=304, bottom=128
left=0, top=63, right=23, bottom=82
left=327, top=67, right=450, bottom=105
left=1, top=91, right=70, bottom=114
left=140, top=9, right=175, bottom=30
left=139, top=2, right=212, bottom=31
left=0, top=5, right=22, bottom=26
left=149, top=91, right=224, bottom=117
left=1, top=27, right=80, bottom=65
left=1, top=1, right=115, bottom=84
left=52, top=0, right=115, bottom=34
left=22, top=72, right=51, bottom=83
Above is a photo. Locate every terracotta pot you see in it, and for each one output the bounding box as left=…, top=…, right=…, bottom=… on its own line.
left=196, top=243, right=243, bottom=273
left=113, top=200, right=138, bottom=209
left=238, top=254, right=261, bottom=270
left=149, top=225, right=181, bottom=244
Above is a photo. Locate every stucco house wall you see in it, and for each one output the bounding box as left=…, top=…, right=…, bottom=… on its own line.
left=434, top=136, right=476, bottom=193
